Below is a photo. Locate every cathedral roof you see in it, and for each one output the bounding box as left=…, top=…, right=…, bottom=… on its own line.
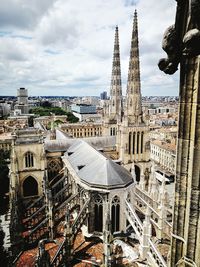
left=45, top=139, right=73, bottom=152
left=65, top=140, right=133, bottom=190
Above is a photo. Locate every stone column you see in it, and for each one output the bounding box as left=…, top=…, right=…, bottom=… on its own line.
left=158, top=1, right=200, bottom=265
left=170, top=56, right=200, bottom=267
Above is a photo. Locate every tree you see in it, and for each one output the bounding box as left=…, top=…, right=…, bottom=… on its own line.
left=41, top=101, right=52, bottom=108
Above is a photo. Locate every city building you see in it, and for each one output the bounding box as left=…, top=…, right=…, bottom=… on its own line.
left=150, top=140, right=176, bottom=174
left=59, top=122, right=102, bottom=138
left=14, top=88, right=29, bottom=115
left=100, top=91, right=108, bottom=100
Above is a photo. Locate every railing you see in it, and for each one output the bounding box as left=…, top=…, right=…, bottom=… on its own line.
left=25, top=196, right=44, bottom=217
left=51, top=176, right=65, bottom=189
left=148, top=239, right=167, bottom=267
left=72, top=198, right=90, bottom=236
left=53, top=185, right=71, bottom=203
left=50, top=239, right=66, bottom=267
left=53, top=193, right=80, bottom=227
left=134, top=191, right=160, bottom=218
left=51, top=197, right=90, bottom=266
left=24, top=217, right=49, bottom=245
left=135, top=186, right=159, bottom=208
left=23, top=205, right=46, bottom=228
left=54, top=192, right=79, bottom=212
left=25, top=196, right=44, bottom=210
left=125, top=200, right=143, bottom=242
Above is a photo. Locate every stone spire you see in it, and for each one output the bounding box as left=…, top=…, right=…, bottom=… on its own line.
left=126, top=10, right=142, bottom=125
left=109, top=26, right=123, bottom=122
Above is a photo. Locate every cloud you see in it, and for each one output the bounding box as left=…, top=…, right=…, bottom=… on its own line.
left=0, top=0, right=57, bottom=30
left=0, top=0, right=178, bottom=96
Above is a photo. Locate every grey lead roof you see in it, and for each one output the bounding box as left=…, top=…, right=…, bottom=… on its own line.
left=64, top=140, right=133, bottom=190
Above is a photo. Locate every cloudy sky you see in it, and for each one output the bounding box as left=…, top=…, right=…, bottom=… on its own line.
left=0, top=0, right=179, bottom=96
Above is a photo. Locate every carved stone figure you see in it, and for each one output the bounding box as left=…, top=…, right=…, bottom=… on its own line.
left=158, top=0, right=200, bottom=74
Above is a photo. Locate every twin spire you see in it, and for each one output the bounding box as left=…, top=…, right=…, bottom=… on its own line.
left=109, top=25, right=122, bottom=122
left=109, top=10, right=142, bottom=125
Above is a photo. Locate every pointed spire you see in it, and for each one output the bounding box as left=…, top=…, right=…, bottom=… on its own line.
left=109, top=26, right=123, bottom=122
left=126, top=9, right=142, bottom=124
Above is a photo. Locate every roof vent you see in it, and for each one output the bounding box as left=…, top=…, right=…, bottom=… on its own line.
left=77, top=165, right=85, bottom=170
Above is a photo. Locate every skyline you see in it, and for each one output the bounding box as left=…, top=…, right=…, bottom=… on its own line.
left=0, top=0, right=179, bottom=96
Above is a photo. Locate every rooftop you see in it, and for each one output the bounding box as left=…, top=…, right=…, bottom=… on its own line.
left=65, top=140, right=133, bottom=190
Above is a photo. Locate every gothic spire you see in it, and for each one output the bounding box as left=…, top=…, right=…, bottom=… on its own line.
left=126, top=10, right=142, bottom=124
left=109, top=25, right=122, bottom=122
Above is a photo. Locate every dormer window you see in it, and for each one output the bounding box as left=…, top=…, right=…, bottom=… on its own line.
left=78, top=165, right=85, bottom=170
left=25, top=152, right=34, bottom=168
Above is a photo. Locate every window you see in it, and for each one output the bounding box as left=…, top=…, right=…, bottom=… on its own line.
left=23, top=176, right=38, bottom=197
left=94, top=195, right=103, bottom=232
left=111, top=196, right=120, bottom=233
left=25, top=152, right=34, bottom=168
left=128, top=132, right=132, bottom=154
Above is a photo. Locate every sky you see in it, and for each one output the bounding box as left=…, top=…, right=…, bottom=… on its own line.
left=0, top=0, right=179, bottom=97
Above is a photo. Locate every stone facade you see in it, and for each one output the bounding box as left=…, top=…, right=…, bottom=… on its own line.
left=10, top=129, right=46, bottom=199
left=60, top=122, right=102, bottom=138
left=159, top=1, right=200, bottom=265
left=150, top=140, right=176, bottom=174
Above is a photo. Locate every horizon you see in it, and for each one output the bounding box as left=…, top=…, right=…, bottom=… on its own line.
left=0, top=0, right=179, bottom=96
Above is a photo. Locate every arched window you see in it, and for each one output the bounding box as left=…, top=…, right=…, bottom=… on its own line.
left=110, top=128, right=113, bottom=136
left=141, top=132, right=144, bottom=154
left=94, top=195, right=103, bottom=232
left=23, top=176, right=38, bottom=197
left=135, top=165, right=141, bottom=183
left=25, top=152, right=34, bottom=168
left=132, top=132, right=135, bottom=154
left=111, top=196, right=120, bottom=233
left=137, top=132, right=140, bottom=154
left=128, top=132, right=132, bottom=155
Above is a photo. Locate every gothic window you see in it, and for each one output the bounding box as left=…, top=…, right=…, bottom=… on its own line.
left=130, top=99, right=132, bottom=106
left=23, top=176, right=38, bottom=197
left=135, top=165, right=140, bottom=183
left=111, top=196, right=120, bottom=233
left=132, top=132, right=135, bottom=154
left=25, top=151, right=34, bottom=168
left=94, top=195, right=103, bottom=232
left=137, top=132, right=140, bottom=154
left=48, top=159, right=62, bottom=180
left=128, top=132, right=132, bottom=154
left=113, top=100, right=115, bottom=106
left=141, top=132, right=144, bottom=154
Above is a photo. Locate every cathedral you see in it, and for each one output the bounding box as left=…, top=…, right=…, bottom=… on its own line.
left=7, top=4, right=200, bottom=266
left=103, top=10, right=150, bottom=186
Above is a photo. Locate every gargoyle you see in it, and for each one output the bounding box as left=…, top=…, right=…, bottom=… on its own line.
left=158, top=0, right=200, bottom=75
